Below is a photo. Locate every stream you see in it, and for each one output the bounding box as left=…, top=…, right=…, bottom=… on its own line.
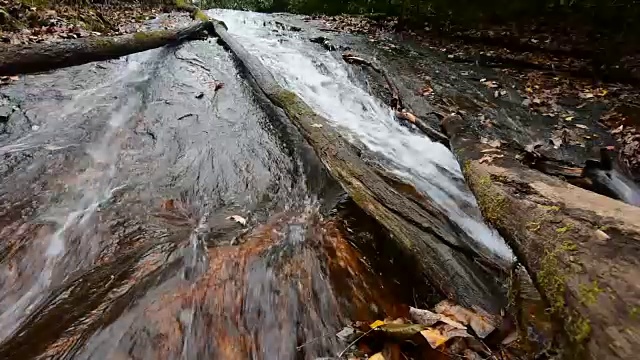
left=0, top=9, right=513, bottom=359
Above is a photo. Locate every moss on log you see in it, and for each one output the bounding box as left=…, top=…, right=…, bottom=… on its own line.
left=0, top=21, right=213, bottom=76
left=178, top=3, right=509, bottom=315
left=443, top=114, right=640, bottom=359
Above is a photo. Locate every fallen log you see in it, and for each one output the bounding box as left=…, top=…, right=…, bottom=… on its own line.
left=0, top=21, right=213, bottom=76
left=442, top=114, right=640, bottom=359
left=182, top=4, right=509, bottom=315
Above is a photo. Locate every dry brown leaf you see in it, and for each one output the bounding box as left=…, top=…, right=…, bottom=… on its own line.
left=434, top=301, right=497, bottom=338
left=420, top=328, right=448, bottom=348
left=410, top=306, right=466, bottom=329
left=420, top=324, right=472, bottom=349
left=161, top=199, right=175, bottom=210
left=611, top=125, right=624, bottom=134
left=478, top=154, right=504, bottom=164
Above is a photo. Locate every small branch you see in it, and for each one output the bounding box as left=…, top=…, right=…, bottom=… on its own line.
left=343, top=52, right=449, bottom=146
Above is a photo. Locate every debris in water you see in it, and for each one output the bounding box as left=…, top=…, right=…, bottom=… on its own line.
left=226, top=215, right=247, bottom=226
left=195, top=92, right=205, bottom=99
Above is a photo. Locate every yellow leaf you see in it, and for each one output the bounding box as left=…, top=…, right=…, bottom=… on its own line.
left=370, top=352, right=385, bottom=360
left=420, top=328, right=448, bottom=348
left=370, top=320, right=385, bottom=329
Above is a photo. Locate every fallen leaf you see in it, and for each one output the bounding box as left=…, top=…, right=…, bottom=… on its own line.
left=434, top=301, right=498, bottom=338
left=375, top=323, right=426, bottom=340
left=369, top=353, right=385, bottom=360
left=370, top=320, right=385, bottom=329
left=226, top=215, right=247, bottom=226
left=595, top=229, right=610, bottom=241
left=575, top=124, right=588, bottom=129
left=420, top=328, right=448, bottom=348
left=611, top=125, right=624, bottom=134
left=162, top=199, right=175, bottom=210
left=579, top=91, right=595, bottom=99
left=478, top=154, right=503, bottom=164
left=420, top=324, right=472, bottom=349
left=401, top=111, right=417, bottom=123
left=550, top=135, right=563, bottom=148
left=411, top=307, right=467, bottom=329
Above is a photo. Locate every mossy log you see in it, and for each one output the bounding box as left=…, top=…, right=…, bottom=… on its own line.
left=442, top=114, right=640, bottom=359
left=180, top=5, right=509, bottom=315
left=0, top=21, right=213, bottom=76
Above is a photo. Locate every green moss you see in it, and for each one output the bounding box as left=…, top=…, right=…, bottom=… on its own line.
left=579, top=281, right=603, bottom=305
left=194, top=9, right=210, bottom=22
left=271, top=90, right=315, bottom=119
left=567, top=313, right=592, bottom=344
left=541, top=205, right=561, bottom=212
left=526, top=221, right=541, bottom=232
left=538, top=249, right=566, bottom=312
left=560, top=240, right=577, bottom=252
left=556, top=224, right=573, bottom=234
left=133, top=30, right=168, bottom=41
left=94, top=37, right=116, bottom=47
left=175, top=0, right=189, bottom=8
left=474, top=175, right=508, bottom=223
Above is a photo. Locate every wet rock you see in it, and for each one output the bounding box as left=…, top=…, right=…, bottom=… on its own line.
left=0, top=105, right=13, bottom=123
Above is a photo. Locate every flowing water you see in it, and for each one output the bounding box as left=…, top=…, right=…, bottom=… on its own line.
left=0, top=9, right=512, bottom=359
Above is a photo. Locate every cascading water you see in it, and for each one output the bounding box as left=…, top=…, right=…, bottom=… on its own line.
left=0, top=9, right=513, bottom=360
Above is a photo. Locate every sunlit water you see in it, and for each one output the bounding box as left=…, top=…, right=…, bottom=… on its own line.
left=210, top=9, right=513, bottom=260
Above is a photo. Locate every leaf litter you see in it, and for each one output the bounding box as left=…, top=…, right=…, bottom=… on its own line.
left=331, top=300, right=512, bottom=359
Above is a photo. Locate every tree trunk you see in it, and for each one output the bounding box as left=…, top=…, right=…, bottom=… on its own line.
left=442, top=114, right=640, bottom=359
left=177, top=3, right=510, bottom=317
left=0, top=21, right=213, bottom=76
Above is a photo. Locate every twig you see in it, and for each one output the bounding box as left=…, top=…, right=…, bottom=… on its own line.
left=337, top=327, right=375, bottom=358
left=173, top=49, right=211, bottom=72
left=177, top=113, right=198, bottom=121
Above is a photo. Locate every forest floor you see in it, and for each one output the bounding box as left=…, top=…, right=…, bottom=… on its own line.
left=313, top=14, right=640, bottom=180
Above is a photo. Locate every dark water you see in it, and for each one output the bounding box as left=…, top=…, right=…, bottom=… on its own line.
left=0, top=10, right=513, bottom=359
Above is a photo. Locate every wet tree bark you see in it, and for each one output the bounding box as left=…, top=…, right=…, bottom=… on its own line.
left=0, top=21, right=213, bottom=76
left=442, top=114, right=640, bottom=360
left=179, top=4, right=510, bottom=316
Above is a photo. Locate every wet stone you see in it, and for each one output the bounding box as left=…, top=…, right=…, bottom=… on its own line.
left=0, top=105, right=13, bottom=123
